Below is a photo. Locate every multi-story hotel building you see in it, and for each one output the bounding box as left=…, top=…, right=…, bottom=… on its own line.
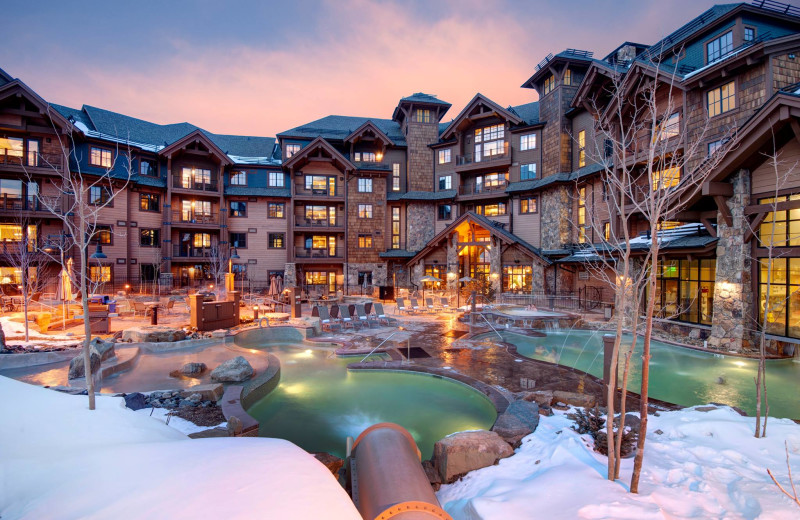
left=1, top=2, right=799, bottom=350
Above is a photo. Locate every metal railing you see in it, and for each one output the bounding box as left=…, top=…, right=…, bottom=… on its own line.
left=294, top=216, right=341, bottom=228
left=172, top=177, right=219, bottom=192
left=172, top=245, right=216, bottom=258
left=0, top=194, right=62, bottom=212
left=171, top=211, right=220, bottom=225
left=294, top=186, right=342, bottom=197
left=498, top=288, right=608, bottom=311
left=0, top=151, right=65, bottom=172
left=458, top=181, right=508, bottom=196
left=360, top=331, right=403, bottom=362
left=294, top=247, right=343, bottom=259
left=456, top=149, right=510, bottom=166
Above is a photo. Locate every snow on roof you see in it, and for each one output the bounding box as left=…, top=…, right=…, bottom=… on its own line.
left=0, top=376, right=360, bottom=519
left=627, top=222, right=708, bottom=245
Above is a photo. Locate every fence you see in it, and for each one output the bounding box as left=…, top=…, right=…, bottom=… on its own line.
left=498, top=287, right=609, bottom=312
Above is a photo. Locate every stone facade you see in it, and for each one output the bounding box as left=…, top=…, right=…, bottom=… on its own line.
left=283, top=263, right=297, bottom=289
left=406, top=202, right=436, bottom=252
left=539, top=186, right=572, bottom=249
left=446, top=234, right=458, bottom=293
left=410, top=261, right=425, bottom=287
left=345, top=262, right=387, bottom=287
left=708, top=169, right=755, bottom=352
left=489, top=237, right=502, bottom=293
left=406, top=121, right=438, bottom=192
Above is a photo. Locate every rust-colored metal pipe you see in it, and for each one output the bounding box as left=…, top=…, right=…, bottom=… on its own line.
left=350, top=423, right=451, bottom=520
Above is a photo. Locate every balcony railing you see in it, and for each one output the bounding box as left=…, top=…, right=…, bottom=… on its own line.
left=458, top=181, right=508, bottom=196
left=456, top=149, right=510, bottom=167
left=294, top=216, right=341, bottom=228
left=172, top=245, right=216, bottom=259
left=294, top=247, right=343, bottom=259
left=0, top=194, right=63, bottom=212
left=294, top=186, right=342, bottom=198
left=0, top=151, right=65, bottom=172
left=171, top=211, right=220, bottom=225
left=172, top=177, right=219, bottom=192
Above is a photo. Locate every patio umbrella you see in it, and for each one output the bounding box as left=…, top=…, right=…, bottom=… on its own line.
left=419, top=275, right=442, bottom=302
left=268, top=276, right=278, bottom=297
left=276, top=275, right=283, bottom=293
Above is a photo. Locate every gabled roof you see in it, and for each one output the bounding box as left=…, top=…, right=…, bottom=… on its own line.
left=0, top=80, right=73, bottom=132
left=282, top=135, right=356, bottom=172
left=392, top=92, right=451, bottom=122
left=386, top=190, right=456, bottom=201
left=643, top=4, right=743, bottom=60
left=440, top=93, right=523, bottom=141
left=507, top=101, right=540, bottom=127
left=0, top=67, right=13, bottom=86
left=521, top=48, right=600, bottom=89
left=506, top=163, right=605, bottom=194
left=344, top=120, right=393, bottom=147
left=159, top=129, right=233, bottom=166
left=278, top=115, right=406, bottom=146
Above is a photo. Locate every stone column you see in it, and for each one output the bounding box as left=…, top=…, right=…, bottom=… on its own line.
left=489, top=237, right=502, bottom=295
left=283, top=263, right=297, bottom=289
left=446, top=233, right=458, bottom=293
left=531, top=262, right=545, bottom=294
left=411, top=262, right=424, bottom=290
left=708, top=169, right=754, bottom=353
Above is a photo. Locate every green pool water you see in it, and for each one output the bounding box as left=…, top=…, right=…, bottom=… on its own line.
left=245, top=345, right=498, bottom=459
left=484, top=329, right=800, bottom=419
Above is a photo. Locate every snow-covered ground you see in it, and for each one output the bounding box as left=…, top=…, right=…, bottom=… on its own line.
left=0, top=376, right=360, bottom=520
left=0, top=316, right=78, bottom=346
left=438, top=406, right=800, bottom=519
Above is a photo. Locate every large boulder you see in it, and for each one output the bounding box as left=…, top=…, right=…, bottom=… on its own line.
left=433, top=430, right=513, bottom=484
left=552, top=390, right=596, bottom=409
left=210, top=356, right=254, bottom=382
left=179, top=383, right=224, bottom=402
left=121, top=326, right=186, bottom=343
left=124, top=392, right=148, bottom=411
left=89, top=337, right=116, bottom=361
left=68, top=351, right=101, bottom=379
left=492, top=400, right=540, bottom=446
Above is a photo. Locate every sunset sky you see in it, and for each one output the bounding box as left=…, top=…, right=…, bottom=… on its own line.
left=3, top=0, right=723, bottom=138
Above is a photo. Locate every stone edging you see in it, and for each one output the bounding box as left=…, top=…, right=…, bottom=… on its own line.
left=0, top=350, right=78, bottom=370
left=219, top=353, right=281, bottom=435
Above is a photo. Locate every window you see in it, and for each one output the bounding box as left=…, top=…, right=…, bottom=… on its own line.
left=438, top=204, right=452, bottom=220
left=354, top=152, right=377, bottom=162
left=140, top=264, right=159, bottom=282
left=476, top=202, right=506, bottom=216
left=520, top=197, right=537, bottom=214
left=578, top=187, right=587, bottom=243
left=139, top=193, right=160, bottom=212
left=358, top=204, right=373, bottom=218
left=285, top=144, right=300, bottom=158
left=503, top=265, right=532, bottom=292
left=268, top=202, right=285, bottom=218
left=758, top=257, right=800, bottom=338
left=474, top=124, right=505, bottom=162
left=708, top=139, right=725, bottom=156
left=520, top=163, right=537, bottom=180
left=230, top=171, right=247, bottom=186
left=0, top=224, right=36, bottom=247
left=181, top=200, right=212, bottom=221
left=656, top=112, right=681, bottom=142
left=268, top=171, right=284, bottom=187
left=90, top=147, right=112, bottom=168
left=438, top=149, right=451, bottom=164
left=652, top=167, right=681, bottom=190
left=654, top=259, right=716, bottom=325
left=475, top=172, right=508, bottom=193
left=231, top=264, right=247, bottom=279
left=604, top=139, right=613, bottom=159
left=91, top=225, right=112, bottom=245
left=89, top=186, right=112, bottom=206
left=578, top=130, right=586, bottom=167
left=90, top=266, right=112, bottom=283
left=358, top=234, right=373, bottom=248
left=192, top=233, right=211, bottom=248
left=744, top=27, right=755, bottom=42
left=181, top=167, right=212, bottom=188
left=305, top=175, right=335, bottom=195
left=0, top=137, right=40, bottom=166
left=758, top=194, right=800, bottom=247
left=392, top=163, right=400, bottom=191
left=139, top=158, right=157, bottom=177
left=230, top=232, right=247, bottom=249
left=268, top=233, right=285, bottom=249
left=438, top=176, right=451, bottom=190
left=707, top=30, right=733, bottom=62
left=140, top=228, right=160, bottom=247
left=707, top=81, right=736, bottom=117
left=230, top=201, right=247, bottom=217
left=603, top=222, right=611, bottom=241
left=520, top=134, right=536, bottom=151
left=564, top=69, right=572, bottom=86
left=543, top=75, right=555, bottom=95
left=391, top=207, right=401, bottom=249
left=357, top=178, right=372, bottom=192
left=304, top=205, right=336, bottom=225
left=415, top=109, right=431, bottom=123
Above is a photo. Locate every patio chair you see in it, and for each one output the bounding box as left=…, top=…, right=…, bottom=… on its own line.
left=164, top=299, right=176, bottom=314
left=131, top=301, right=149, bottom=317
left=355, top=303, right=378, bottom=328
left=395, top=297, right=411, bottom=314
left=338, top=304, right=361, bottom=330
left=440, top=297, right=451, bottom=312
left=425, top=298, right=437, bottom=312
left=372, top=302, right=398, bottom=326
left=329, top=304, right=340, bottom=321
left=408, top=298, right=423, bottom=313
left=317, top=305, right=341, bottom=332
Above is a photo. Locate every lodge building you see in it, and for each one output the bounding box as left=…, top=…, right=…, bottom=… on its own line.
left=0, top=1, right=799, bottom=351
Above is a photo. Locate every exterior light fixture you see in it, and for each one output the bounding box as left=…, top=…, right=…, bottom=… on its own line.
left=90, top=244, right=107, bottom=259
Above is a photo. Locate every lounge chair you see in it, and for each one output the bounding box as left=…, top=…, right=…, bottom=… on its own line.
left=372, top=302, right=398, bottom=326
left=329, top=304, right=340, bottom=321
left=440, top=297, right=451, bottom=312
left=317, top=305, right=341, bottom=332
left=409, top=298, right=423, bottom=313
left=338, top=304, right=361, bottom=330
left=355, top=303, right=378, bottom=328
left=425, top=297, right=437, bottom=312
left=396, top=297, right=412, bottom=314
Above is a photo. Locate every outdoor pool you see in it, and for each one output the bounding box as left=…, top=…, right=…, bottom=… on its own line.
left=481, top=329, right=800, bottom=419
left=244, top=344, right=498, bottom=459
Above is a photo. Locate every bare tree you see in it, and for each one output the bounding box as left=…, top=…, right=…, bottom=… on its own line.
left=768, top=441, right=800, bottom=508
left=207, top=242, right=230, bottom=300
left=34, top=116, right=132, bottom=410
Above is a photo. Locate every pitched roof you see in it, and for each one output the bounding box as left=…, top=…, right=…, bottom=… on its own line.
left=398, top=93, right=451, bottom=107
left=508, top=102, right=540, bottom=126
left=278, top=115, right=406, bottom=146
left=224, top=186, right=291, bottom=198
left=440, top=93, right=523, bottom=140
left=0, top=67, right=13, bottom=86
left=643, top=4, right=743, bottom=59
left=386, top=190, right=457, bottom=201
left=505, top=163, right=605, bottom=194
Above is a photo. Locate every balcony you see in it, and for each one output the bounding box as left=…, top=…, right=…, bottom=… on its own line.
left=294, top=216, right=343, bottom=230
left=294, top=246, right=343, bottom=260
left=458, top=181, right=509, bottom=198
left=171, top=211, right=220, bottom=226
left=0, top=151, right=65, bottom=174
left=0, top=195, right=63, bottom=214
left=294, top=186, right=342, bottom=199
left=172, top=177, right=219, bottom=192
left=455, top=148, right=511, bottom=174
left=172, top=245, right=215, bottom=260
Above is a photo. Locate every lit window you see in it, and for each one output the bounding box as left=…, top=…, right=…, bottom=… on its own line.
left=543, top=75, right=555, bottom=95
left=90, top=147, right=112, bottom=168
left=578, top=130, right=586, bottom=167
left=707, top=81, right=736, bottom=117
left=415, top=109, right=431, bottom=123
left=391, top=207, right=401, bottom=248
left=139, top=193, right=160, bottom=212
left=392, top=163, right=400, bottom=191
left=140, top=229, right=160, bottom=247
left=578, top=187, right=587, bottom=243
left=358, top=204, right=373, bottom=218
left=357, top=178, right=372, bottom=193
left=438, top=149, right=451, bottom=164
left=193, top=233, right=211, bottom=247
left=520, top=197, right=537, bottom=214
left=707, top=30, right=733, bottom=62
left=230, top=201, right=247, bottom=217
left=438, top=176, right=451, bottom=190
left=268, top=233, right=285, bottom=249
left=656, top=113, right=681, bottom=142
left=90, top=266, right=111, bottom=283
left=139, top=158, right=157, bottom=176
left=652, top=167, right=681, bottom=190
left=358, top=235, right=373, bottom=248
left=474, top=124, right=505, bottom=163
left=354, top=152, right=376, bottom=162
left=758, top=193, right=800, bottom=247
left=268, top=202, right=284, bottom=218
left=230, top=171, right=247, bottom=186
left=758, top=257, right=800, bottom=338
left=476, top=202, right=506, bottom=216
left=520, top=163, right=537, bottom=180
left=181, top=167, right=212, bottom=188
left=744, top=27, right=755, bottom=42
left=285, top=144, right=300, bottom=158
left=91, top=225, right=112, bottom=245
left=89, top=186, right=112, bottom=206
left=564, top=69, right=572, bottom=86
left=520, top=134, right=536, bottom=151
left=603, top=222, right=611, bottom=240
left=268, top=171, right=284, bottom=187
left=438, top=204, right=452, bottom=220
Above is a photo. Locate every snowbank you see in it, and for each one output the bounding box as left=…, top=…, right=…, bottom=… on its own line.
left=1, top=316, right=76, bottom=342
left=0, top=376, right=360, bottom=519
left=438, top=406, right=800, bottom=519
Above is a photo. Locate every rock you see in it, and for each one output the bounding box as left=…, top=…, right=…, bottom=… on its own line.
left=552, top=390, right=596, bottom=408
left=689, top=328, right=701, bottom=340
left=211, top=356, right=254, bottom=382
left=227, top=416, right=243, bottom=436
left=89, top=337, right=115, bottom=361
left=492, top=400, right=540, bottom=446
left=614, top=413, right=641, bottom=433
left=521, top=390, right=554, bottom=407
left=422, top=459, right=442, bottom=491
left=211, top=330, right=227, bottom=338
left=121, top=326, right=187, bottom=343
left=178, top=399, right=195, bottom=408
left=433, top=430, right=513, bottom=484
left=186, top=393, right=203, bottom=403
left=68, top=351, right=101, bottom=379
left=181, top=362, right=207, bottom=375
left=188, top=427, right=231, bottom=439
left=694, top=405, right=718, bottom=413
left=124, top=392, right=148, bottom=411
left=312, top=453, right=344, bottom=476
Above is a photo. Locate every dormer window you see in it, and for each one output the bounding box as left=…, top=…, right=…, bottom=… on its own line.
left=354, top=152, right=377, bottom=162
left=744, top=27, right=755, bottom=42
left=564, top=69, right=572, bottom=86
left=415, top=109, right=431, bottom=123
left=230, top=170, right=247, bottom=186
left=139, top=158, right=157, bottom=177
left=90, top=146, right=112, bottom=168
left=543, top=75, right=555, bottom=95
left=285, top=144, right=300, bottom=158
left=707, top=30, right=733, bottom=63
